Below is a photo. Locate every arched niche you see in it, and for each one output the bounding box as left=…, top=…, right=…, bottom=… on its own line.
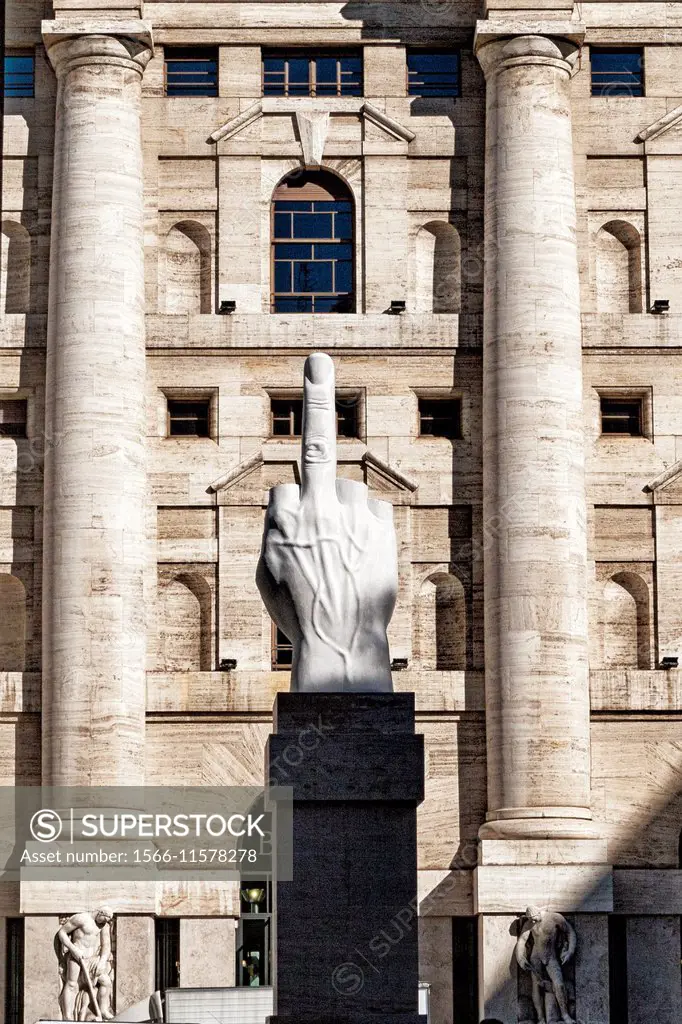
left=416, top=571, right=466, bottom=670
left=595, top=219, right=643, bottom=314
left=600, top=570, right=651, bottom=669
left=415, top=221, right=461, bottom=314
left=163, top=220, right=212, bottom=314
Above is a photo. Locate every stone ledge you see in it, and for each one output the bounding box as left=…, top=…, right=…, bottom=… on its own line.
left=473, top=863, right=613, bottom=913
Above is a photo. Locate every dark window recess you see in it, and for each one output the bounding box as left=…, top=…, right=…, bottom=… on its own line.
left=270, top=397, right=359, bottom=438
left=591, top=49, right=644, bottom=97
left=165, top=48, right=218, bottom=96
left=608, top=916, right=628, bottom=1024
left=407, top=51, right=460, bottom=98
left=273, top=625, right=293, bottom=669
left=452, top=918, right=478, bottom=1024
left=4, top=55, right=35, bottom=98
left=0, top=400, right=27, bottom=438
left=167, top=399, right=211, bottom=437
left=600, top=397, right=643, bottom=436
left=271, top=399, right=303, bottom=437
left=155, top=918, right=180, bottom=991
left=335, top=396, right=359, bottom=438
left=237, top=882, right=272, bottom=987
left=418, top=398, right=462, bottom=440
left=5, top=919, right=24, bottom=1024
left=263, top=52, right=362, bottom=97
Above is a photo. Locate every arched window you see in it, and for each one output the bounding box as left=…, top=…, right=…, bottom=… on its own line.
left=600, top=571, right=651, bottom=669
left=271, top=170, right=354, bottom=313
left=596, top=219, right=643, bottom=313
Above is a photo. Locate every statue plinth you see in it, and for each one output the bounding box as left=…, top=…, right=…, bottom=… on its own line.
left=266, top=692, right=426, bottom=1024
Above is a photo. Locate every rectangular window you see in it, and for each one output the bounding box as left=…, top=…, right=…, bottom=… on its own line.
left=165, top=48, right=218, bottom=97
left=591, top=49, right=644, bottom=97
left=155, top=919, right=180, bottom=991
left=418, top=398, right=462, bottom=440
left=263, top=52, right=362, bottom=97
left=452, top=918, right=478, bottom=1024
left=272, top=625, right=293, bottom=669
left=600, top=397, right=643, bottom=436
left=270, top=396, right=360, bottom=438
left=4, top=55, right=35, bottom=98
left=167, top=399, right=211, bottom=437
left=407, top=51, right=460, bottom=97
left=0, top=400, right=27, bottom=438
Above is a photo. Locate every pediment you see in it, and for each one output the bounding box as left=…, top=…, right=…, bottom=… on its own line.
left=645, top=459, right=682, bottom=503
left=635, top=104, right=682, bottom=150
left=208, top=99, right=414, bottom=164
left=209, top=448, right=417, bottom=505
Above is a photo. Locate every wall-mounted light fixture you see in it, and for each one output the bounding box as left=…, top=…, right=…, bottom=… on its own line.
left=219, top=300, right=237, bottom=315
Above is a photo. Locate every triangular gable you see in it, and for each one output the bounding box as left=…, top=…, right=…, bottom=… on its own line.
left=208, top=448, right=418, bottom=503
left=208, top=100, right=414, bottom=146
left=635, top=104, right=682, bottom=144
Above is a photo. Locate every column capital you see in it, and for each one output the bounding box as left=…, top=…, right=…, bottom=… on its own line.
left=474, top=19, right=585, bottom=78
left=41, top=19, right=154, bottom=77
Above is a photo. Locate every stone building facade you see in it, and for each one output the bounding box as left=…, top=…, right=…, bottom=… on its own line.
left=1, top=1, right=682, bottom=1022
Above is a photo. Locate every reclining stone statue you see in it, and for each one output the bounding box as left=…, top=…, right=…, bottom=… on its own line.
left=256, top=352, right=398, bottom=692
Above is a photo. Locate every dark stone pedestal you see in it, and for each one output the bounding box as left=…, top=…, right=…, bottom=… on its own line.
left=265, top=693, right=426, bottom=1024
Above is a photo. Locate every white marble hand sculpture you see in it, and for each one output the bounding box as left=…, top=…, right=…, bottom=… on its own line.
left=256, top=353, right=398, bottom=692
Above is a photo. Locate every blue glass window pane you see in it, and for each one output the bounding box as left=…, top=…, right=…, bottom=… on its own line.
left=334, top=213, right=353, bottom=239
left=264, top=58, right=285, bottom=72
left=335, top=261, right=353, bottom=293
left=294, top=261, right=333, bottom=292
left=314, top=297, right=346, bottom=313
left=274, top=263, right=292, bottom=292
left=275, top=297, right=312, bottom=313
left=274, top=213, right=292, bottom=238
left=314, top=243, right=352, bottom=260
left=313, top=201, right=348, bottom=212
left=275, top=243, right=313, bottom=260
left=316, top=57, right=337, bottom=84
left=275, top=201, right=312, bottom=211
left=4, top=55, right=35, bottom=98
left=7, top=56, right=33, bottom=73
left=408, top=52, right=460, bottom=97
left=293, top=213, right=333, bottom=238
left=591, top=50, right=643, bottom=96
left=165, top=51, right=218, bottom=96
left=288, top=58, right=310, bottom=83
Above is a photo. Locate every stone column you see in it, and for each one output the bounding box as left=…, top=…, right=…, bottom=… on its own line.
left=474, top=22, right=593, bottom=839
left=41, top=20, right=153, bottom=786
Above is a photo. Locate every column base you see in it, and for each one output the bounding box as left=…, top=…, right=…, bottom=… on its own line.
left=479, top=808, right=599, bottom=840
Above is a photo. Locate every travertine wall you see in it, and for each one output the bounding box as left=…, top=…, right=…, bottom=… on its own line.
left=2, top=0, right=682, bottom=1021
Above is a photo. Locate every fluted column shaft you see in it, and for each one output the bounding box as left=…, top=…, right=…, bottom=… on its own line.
left=41, top=22, right=152, bottom=786
left=475, top=26, right=593, bottom=838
